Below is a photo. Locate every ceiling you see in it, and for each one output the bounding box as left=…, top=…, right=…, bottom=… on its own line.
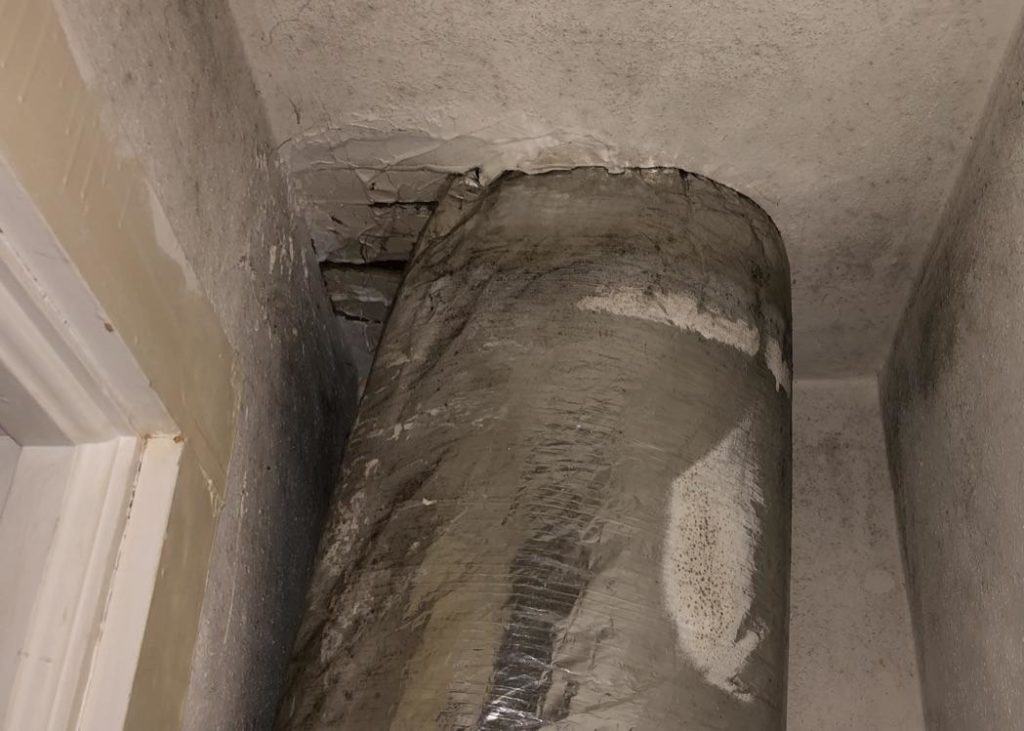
left=227, top=0, right=1022, bottom=378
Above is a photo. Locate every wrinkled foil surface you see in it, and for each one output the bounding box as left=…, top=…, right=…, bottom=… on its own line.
left=279, top=168, right=792, bottom=729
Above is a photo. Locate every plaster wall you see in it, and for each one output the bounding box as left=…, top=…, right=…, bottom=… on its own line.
left=788, top=378, right=923, bottom=730
left=228, top=0, right=1023, bottom=378
left=2, top=0, right=355, bottom=727
left=881, top=18, right=1024, bottom=729
left=0, top=437, right=17, bottom=512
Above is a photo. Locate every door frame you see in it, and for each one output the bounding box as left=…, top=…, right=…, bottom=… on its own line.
left=0, top=155, right=182, bottom=730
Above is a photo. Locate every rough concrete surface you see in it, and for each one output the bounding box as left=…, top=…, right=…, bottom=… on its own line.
left=882, top=18, right=1024, bottom=730
left=227, top=0, right=1023, bottom=377
left=281, top=169, right=792, bottom=729
left=788, top=379, right=923, bottom=730
left=51, top=1, right=357, bottom=727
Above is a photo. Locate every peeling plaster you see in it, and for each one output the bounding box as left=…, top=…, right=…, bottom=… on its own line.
left=282, top=123, right=625, bottom=266
left=283, top=121, right=626, bottom=186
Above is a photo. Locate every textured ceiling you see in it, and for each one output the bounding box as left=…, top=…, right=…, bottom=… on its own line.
left=228, top=0, right=1022, bottom=377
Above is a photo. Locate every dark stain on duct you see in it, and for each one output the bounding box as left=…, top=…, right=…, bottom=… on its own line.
left=478, top=466, right=606, bottom=728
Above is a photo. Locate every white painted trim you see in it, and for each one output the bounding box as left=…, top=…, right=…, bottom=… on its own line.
left=0, top=154, right=182, bottom=728
left=0, top=256, right=118, bottom=444
left=0, top=155, right=174, bottom=443
left=77, top=436, right=183, bottom=731
left=0, top=446, right=76, bottom=716
left=3, top=438, right=140, bottom=730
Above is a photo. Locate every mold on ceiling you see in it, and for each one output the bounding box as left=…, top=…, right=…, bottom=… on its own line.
left=228, top=0, right=1023, bottom=377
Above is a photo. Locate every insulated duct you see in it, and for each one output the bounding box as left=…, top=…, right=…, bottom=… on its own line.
left=279, top=167, right=792, bottom=729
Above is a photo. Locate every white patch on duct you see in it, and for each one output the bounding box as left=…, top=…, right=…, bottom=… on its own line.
left=577, top=287, right=760, bottom=355
left=761, top=304, right=791, bottom=393
left=577, top=287, right=791, bottom=393
left=662, top=412, right=764, bottom=702
left=763, top=336, right=790, bottom=394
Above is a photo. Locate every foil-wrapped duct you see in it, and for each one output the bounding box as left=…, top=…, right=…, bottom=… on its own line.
left=279, top=167, right=792, bottom=729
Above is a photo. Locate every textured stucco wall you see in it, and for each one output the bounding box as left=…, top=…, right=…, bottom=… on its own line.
left=881, top=18, right=1024, bottom=730
left=788, top=378, right=923, bottom=730
left=47, top=1, right=357, bottom=728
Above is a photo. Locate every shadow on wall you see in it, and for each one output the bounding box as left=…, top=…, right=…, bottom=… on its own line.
left=880, top=10, right=1024, bottom=730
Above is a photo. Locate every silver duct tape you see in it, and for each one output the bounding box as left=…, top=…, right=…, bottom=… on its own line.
left=279, top=168, right=792, bottom=730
